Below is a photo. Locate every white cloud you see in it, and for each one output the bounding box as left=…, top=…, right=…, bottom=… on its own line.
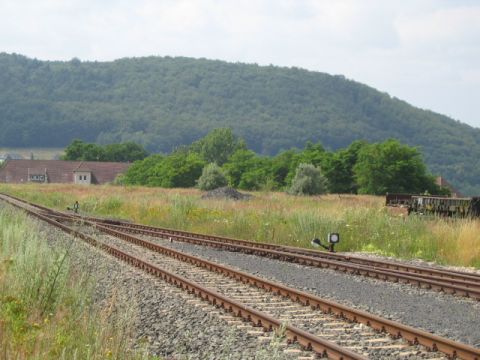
left=0, top=0, right=478, bottom=127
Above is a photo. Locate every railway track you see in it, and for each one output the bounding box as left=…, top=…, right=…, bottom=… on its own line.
left=1, top=193, right=479, bottom=359
left=14, top=192, right=479, bottom=301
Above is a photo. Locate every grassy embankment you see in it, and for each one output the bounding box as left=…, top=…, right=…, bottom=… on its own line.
left=0, top=204, right=153, bottom=359
left=1, top=184, right=479, bottom=269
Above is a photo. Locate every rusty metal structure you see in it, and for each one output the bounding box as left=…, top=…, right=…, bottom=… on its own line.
left=386, top=193, right=480, bottom=218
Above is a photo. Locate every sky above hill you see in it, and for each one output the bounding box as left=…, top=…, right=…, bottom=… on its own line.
left=1, top=0, right=479, bottom=128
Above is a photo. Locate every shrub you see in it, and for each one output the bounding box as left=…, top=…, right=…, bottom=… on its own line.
left=197, top=163, right=228, bottom=190
left=288, top=163, right=327, bottom=195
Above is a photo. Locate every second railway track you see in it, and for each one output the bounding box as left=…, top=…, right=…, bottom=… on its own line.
left=1, top=193, right=479, bottom=359
left=11, top=191, right=479, bottom=301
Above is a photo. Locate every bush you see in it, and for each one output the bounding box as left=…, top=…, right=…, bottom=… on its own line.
left=197, top=163, right=228, bottom=190
left=288, top=163, right=327, bottom=195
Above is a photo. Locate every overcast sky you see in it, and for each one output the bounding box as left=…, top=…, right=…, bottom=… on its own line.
left=1, top=0, right=479, bottom=128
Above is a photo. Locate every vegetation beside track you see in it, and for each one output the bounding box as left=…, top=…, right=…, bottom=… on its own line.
left=0, top=204, right=154, bottom=359
left=1, top=183, right=479, bottom=269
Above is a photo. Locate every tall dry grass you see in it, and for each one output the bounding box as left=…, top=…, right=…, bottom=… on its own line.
left=0, top=205, right=154, bottom=359
left=1, top=183, right=479, bottom=268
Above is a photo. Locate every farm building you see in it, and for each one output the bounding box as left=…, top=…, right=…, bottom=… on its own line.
left=0, top=160, right=131, bottom=185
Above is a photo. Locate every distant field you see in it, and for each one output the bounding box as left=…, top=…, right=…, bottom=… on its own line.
left=0, top=147, right=64, bottom=160
left=1, top=183, right=479, bottom=269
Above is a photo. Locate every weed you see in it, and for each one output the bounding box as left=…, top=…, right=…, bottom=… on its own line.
left=1, top=184, right=479, bottom=268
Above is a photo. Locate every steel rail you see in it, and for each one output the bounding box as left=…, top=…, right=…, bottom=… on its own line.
left=35, top=211, right=480, bottom=294
left=0, top=195, right=367, bottom=360
left=71, top=211, right=480, bottom=283
left=2, top=193, right=480, bottom=359
left=4, top=191, right=479, bottom=284
left=97, top=221, right=480, bottom=288
left=86, top=221, right=480, bottom=301
left=2, top=193, right=480, bottom=299
left=79, top=217, right=480, bottom=360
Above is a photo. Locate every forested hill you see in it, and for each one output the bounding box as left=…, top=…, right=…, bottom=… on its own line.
left=1, top=53, right=479, bottom=194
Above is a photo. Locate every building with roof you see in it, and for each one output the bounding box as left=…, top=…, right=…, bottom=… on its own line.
left=0, top=160, right=131, bottom=185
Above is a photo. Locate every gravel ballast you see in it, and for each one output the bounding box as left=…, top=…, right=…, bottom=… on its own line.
left=148, top=236, right=480, bottom=348
left=1, top=204, right=300, bottom=360
left=83, top=228, right=448, bottom=359
left=2, top=198, right=479, bottom=357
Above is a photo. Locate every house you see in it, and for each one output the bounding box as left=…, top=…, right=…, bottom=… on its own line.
left=0, top=160, right=131, bottom=185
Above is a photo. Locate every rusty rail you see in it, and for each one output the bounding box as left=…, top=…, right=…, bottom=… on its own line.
left=5, top=191, right=479, bottom=283
left=104, top=221, right=480, bottom=282
left=0, top=194, right=367, bottom=360
left=2, top=193, right=480, bottom=359
left=93, top=221, right=480, bottom=299
left=2, top=192, right=479, bottom=298
left=88, top=221, right=480, bottom=360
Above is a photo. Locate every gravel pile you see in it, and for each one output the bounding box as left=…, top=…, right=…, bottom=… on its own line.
left=201, top=187, right=253, bottom=201
left=151, top=237, right=480, bottom=348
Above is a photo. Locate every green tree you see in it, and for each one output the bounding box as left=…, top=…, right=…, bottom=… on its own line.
left=354, top=139, right=440, bottom=195
left=322, top=140, right=367, bottom=193
left=270, top=149, right=298, bottom=189
left=222, top=149, right=258, bottom=188
left=197, top=163, right=228, bottom=190
left=190, top=128, right=246, bottom=166
left=222, top=149, right=271, bottom=190
left=288, top=163, right=327, bottom=195
left=63, top=140, right=147, bottom=162
left=123, top=154, right=164, bottom=185
left=63, top=140, right=105, bottom=161
left=104, top=142, right=148, bottom=162
left=285, top=142, right=326, bottom=186
left=149, top=150, right=205, bottom=188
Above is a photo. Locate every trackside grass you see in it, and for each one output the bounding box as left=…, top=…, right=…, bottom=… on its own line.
left=0, top=205, right=153, bottom=359
left=1, top=183, right=479, bottom=269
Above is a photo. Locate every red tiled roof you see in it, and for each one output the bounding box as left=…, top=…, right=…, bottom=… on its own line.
left=0, top=160, right=131, bottom=184
left=73, top=162, right=92, bottom=172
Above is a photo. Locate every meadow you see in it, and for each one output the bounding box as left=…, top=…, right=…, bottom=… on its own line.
left=1, top=183, right=479, bottom=269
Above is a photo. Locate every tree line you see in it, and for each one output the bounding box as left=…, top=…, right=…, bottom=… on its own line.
left=62, top=140, right=148, bottom=162
left=83, top=128, right=446, bottom=196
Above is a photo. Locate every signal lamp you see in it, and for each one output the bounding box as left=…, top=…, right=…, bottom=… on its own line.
left=311, top=233, right=340, bottom=252
left=328, top=233, right=340, bottom=244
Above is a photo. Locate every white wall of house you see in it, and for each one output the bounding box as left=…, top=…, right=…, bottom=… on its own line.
left=74, top=171, right=91, bottom=185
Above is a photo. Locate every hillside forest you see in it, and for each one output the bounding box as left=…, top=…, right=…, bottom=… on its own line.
left=1, top=53, right=479, bottom=194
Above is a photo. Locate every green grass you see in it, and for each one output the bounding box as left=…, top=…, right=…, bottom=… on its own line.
left=0, top=205, right=155, bottom=359
left=1, top=184, right=479, bottom=268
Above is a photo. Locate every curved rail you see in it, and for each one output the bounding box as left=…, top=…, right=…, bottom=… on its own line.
left=0, top=194, right=366, bottom=360
left=2, top=192, right=479, bottom=299
left=2, top=193, right=480, bottom=359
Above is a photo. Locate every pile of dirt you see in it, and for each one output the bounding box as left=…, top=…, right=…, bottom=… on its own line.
left=201, top=187, right=253, bottom=201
